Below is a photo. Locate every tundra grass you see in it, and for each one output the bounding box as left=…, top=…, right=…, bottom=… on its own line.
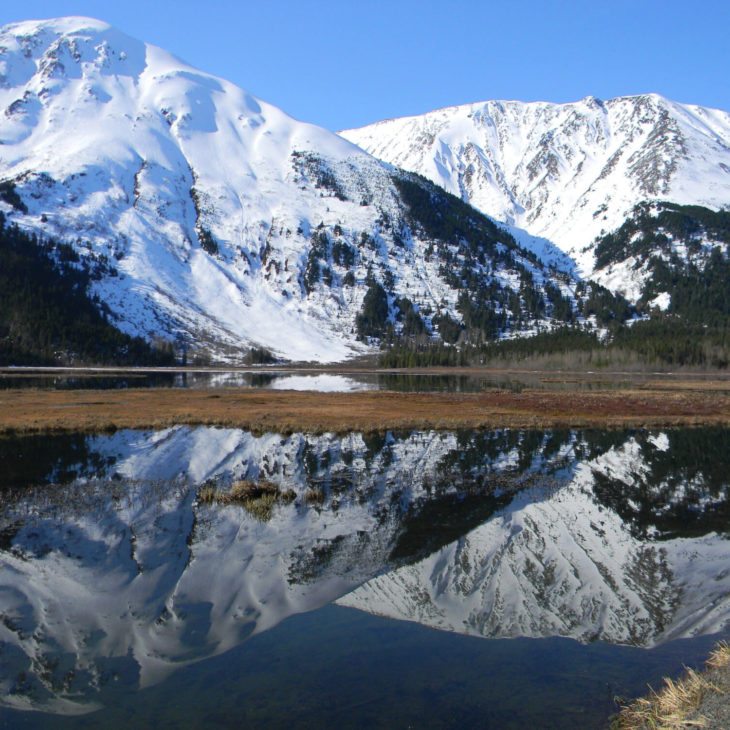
left=1, top=383, right=729, bottom=435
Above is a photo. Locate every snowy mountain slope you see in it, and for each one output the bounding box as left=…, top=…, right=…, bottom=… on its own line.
left=588, top=201, right=730, bottom=313
left=2, top=426, right=730, bottom=713
left=0, top=18, right=590, bottom=362
left=341, top=95, right=730, bottom=275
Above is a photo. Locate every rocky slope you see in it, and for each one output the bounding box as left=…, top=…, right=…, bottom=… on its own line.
left=341, top=95, right=730, bottom=277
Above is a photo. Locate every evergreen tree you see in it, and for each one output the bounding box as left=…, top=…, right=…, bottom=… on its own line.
left=0, top=218, right=175, bottom=366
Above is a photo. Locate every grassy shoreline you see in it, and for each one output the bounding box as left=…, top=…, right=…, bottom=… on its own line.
left=1, top=382, right=729, bottom=435
left=612, top=642, right=730, bottom=729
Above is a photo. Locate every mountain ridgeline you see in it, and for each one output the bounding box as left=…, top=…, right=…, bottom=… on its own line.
left=341, top=94, right=730, bottom=274
left=0, top=17, right=728, bottom=366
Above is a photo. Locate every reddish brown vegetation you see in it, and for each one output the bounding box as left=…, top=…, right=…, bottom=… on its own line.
left=0, top=382, right=728, bottom=435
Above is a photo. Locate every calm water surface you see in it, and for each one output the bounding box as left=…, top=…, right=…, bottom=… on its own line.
left=1, top=427, right=729, bottom=728
left=0, top=368, right=648, bottom=393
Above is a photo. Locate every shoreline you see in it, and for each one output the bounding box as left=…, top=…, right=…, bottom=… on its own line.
left=3, top=365, right=730, bottom=377
left=613, top=642, right=730, bottom=729
left=1, top=384, right=729, bottom=435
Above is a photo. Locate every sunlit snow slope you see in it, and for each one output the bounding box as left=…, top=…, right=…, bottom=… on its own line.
left=342, top=95, right=730, bottom=274
left=0, top=17, right=378, bottom=361
left=0, top=18, right=586, bottom=362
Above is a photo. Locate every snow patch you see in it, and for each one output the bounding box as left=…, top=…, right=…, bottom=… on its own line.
left=648, top=291, right=671, bottom=311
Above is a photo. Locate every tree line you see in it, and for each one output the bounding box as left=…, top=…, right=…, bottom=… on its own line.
left=0, top=213, right=175, bottom=366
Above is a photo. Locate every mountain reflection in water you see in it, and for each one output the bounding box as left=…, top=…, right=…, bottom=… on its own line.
left=0, top=426, right=729, bottom=716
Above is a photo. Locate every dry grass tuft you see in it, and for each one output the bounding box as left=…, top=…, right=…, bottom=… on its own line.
left=303, top=487, right=325, bottom=505
left=280, top=488, right=297, bottom=504
left=229, top=479, right=279, bottom=502
left=197, top=484, right=218, bottom=504
left=240, top=491, right=277, bottom=521
left=706, top=641, right=730, bottom=670
left=613, top=646, right=729, bottom=730
left=197, top=479, right=291, bottom=521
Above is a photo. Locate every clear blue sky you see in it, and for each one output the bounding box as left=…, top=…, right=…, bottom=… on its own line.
left=1, top=0, right=728, bottom=131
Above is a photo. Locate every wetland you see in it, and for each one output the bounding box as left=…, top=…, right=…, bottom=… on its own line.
left=1, top=367, right=730, bottom=435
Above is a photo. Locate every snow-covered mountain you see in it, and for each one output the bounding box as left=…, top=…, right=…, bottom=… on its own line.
left=0, top=17, right=587, bottom=363
left=2, top=426, right=730, bottom=714
left=341, top=95, right=730, bottom=276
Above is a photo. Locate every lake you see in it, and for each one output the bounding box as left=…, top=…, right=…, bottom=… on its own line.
left=0, top=367, right=662, bottom=393
left=0, top=426, right=728, bottom=728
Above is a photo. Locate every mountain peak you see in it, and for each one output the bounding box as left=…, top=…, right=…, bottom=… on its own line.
left=0, top=17, right=589, bottom=363
left=1, top=16, right=113, bottom=36
left=341, top=94, right=730, bottom=273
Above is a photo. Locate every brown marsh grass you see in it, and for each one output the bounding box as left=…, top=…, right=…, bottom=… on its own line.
left=612, top=642, right=730, bottom=729
left=197, top=479, right=289, bottom=521
left=1, top=383, right=730, bottom=435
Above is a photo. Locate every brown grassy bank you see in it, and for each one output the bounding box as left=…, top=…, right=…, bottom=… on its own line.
left=612, top=642, right=730, bottom=729
left=1, top=383, right=730, bottom=435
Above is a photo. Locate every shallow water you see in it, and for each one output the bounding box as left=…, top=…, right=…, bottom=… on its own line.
left=0, top=370, right=474, bottom=392
left=0, top=368, right=642, bottom=393
left=1, top=427, right=729, bottom=727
